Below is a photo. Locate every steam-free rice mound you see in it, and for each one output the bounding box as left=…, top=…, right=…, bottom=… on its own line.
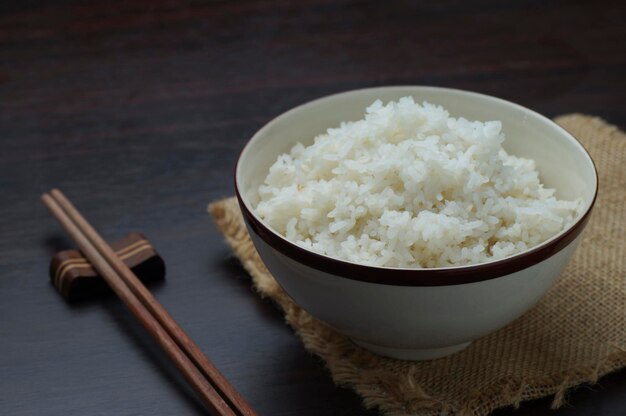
left=251, top=97, right=581, bottom=268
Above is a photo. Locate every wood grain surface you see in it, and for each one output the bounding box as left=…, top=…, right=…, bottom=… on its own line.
left=1, top=1, right=624, bottom=415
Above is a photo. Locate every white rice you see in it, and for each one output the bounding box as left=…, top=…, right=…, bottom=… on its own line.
left=252, top=97, right=582, bottom=268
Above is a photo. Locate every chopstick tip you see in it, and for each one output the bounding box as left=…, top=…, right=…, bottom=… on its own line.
left=41, top=193, right=56, bottom=211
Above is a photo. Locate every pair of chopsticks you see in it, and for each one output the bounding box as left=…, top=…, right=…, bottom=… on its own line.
left=42, top=189, right=256, bottom=416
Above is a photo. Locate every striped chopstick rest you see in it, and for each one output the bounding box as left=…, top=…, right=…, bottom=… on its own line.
left=49, top=232, right=166, bottom=302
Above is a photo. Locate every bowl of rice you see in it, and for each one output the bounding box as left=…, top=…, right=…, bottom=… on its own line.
left=235, top=86, right=597, bottom=360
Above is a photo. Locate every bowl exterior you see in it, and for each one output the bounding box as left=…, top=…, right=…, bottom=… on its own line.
left=243, top=215, right=583, bottom=360
left=234, top=86, right=597, bottom=360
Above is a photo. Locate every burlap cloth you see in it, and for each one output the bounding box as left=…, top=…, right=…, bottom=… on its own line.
left=209, top=114, right=626, bottom=416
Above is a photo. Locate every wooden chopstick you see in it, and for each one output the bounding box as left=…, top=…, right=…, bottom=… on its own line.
left=42, top=190, right=256, bottom=416
left=48, top=189, right=256, bottom=416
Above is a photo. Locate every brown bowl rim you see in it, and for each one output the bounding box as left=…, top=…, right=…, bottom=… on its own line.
left=234, top=87, right=599, bottom=287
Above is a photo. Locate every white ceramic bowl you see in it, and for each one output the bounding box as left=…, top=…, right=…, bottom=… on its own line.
left=235, top=86, right=597, bottom=360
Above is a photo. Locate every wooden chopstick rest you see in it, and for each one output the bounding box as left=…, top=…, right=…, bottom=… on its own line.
left=49, top=232, right=165, bottom=302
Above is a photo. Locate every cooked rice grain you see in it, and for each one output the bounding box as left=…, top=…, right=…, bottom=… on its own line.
left=253, top=97, right=581, bottom=268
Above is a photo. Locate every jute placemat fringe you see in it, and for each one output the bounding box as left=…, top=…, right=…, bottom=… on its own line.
left=209, top=114, right=626, bottom=416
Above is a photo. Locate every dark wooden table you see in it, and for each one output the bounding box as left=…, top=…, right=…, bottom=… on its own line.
left=1, top=1, right=624, bottom=415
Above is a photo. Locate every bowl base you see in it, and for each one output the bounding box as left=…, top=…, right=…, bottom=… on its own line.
left=351, top=339, right=471, bottom=361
